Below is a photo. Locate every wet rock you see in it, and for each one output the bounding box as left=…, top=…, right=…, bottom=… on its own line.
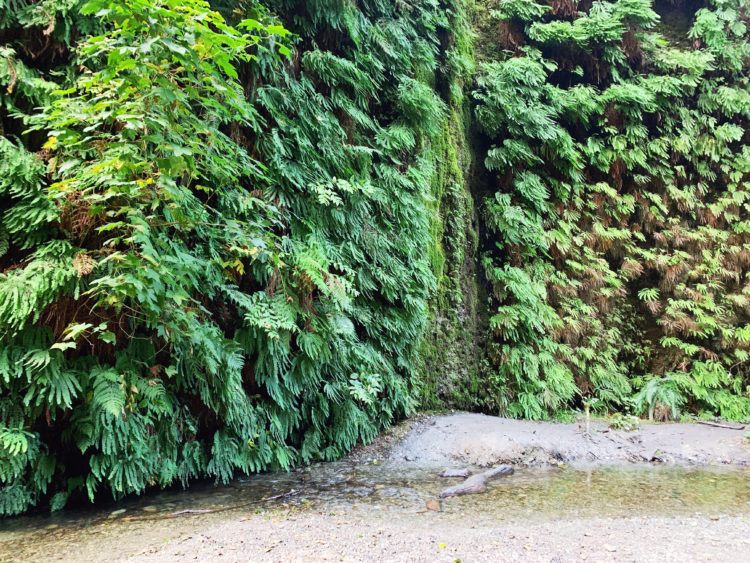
left=650, top=450, right=674, bottom=463
left=342, top=486, right=374, bottom=497
left=328, top=473, right=352, bottom=485
left=439, top=468, right=470, bottom=478
left=375, top=487, right=402, bottom=498
left=439, top=465, right=514, bottom=498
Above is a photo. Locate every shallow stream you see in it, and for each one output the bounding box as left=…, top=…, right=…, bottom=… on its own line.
left=2, top=463, right=749, bottom=560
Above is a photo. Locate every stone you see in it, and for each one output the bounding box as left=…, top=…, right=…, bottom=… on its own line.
left=439, top=468, right=470, bottom=478
left=425, top=499, right=442, bottom=512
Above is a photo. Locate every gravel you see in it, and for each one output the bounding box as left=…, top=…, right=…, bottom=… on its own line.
left=386, top=413, right=750, bottom=469
left=127, top=511, right=750, bottom=562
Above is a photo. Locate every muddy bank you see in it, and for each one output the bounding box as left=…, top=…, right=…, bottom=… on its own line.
left=385, top=413, right=750, bottom=469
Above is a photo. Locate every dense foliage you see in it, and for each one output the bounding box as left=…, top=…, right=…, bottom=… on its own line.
left=0, top=0, right=467, bottom=515
left=475, top=0, right=750, bottom=421
left=2, top=0, right=749, bottom=516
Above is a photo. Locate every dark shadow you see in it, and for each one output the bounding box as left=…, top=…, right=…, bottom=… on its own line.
left=654, top=0, right=706, bottom=47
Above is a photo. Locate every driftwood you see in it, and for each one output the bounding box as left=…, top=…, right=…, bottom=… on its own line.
left=168, top=509, right=213, bottom=516
left=438, top=465, right=514, bottom=498
left=696, top=420, right=746, bottom=431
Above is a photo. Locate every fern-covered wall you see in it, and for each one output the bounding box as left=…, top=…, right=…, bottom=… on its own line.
left=0, top=0, right=473, bottom=516
left=471, top=0, right=750, bottom=420
left=1, top=0, right=749, bottom=516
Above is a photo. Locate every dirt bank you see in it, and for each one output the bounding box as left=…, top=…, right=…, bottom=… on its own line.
left=384, top=413, right=750, bottom=469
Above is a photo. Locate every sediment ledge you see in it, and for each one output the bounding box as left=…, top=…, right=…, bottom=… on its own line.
left=384, top=413, right=750, bottom=469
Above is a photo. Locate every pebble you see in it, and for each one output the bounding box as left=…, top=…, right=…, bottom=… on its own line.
left=425, top=499, right=442, bottom=512
left=439, top=468, right=470, bottom=478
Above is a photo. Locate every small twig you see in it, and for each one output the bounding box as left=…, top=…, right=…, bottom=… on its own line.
left=696, top=420, right=745, bottom=431
left=166, top=489, right=299, bottom=518
left=168, top=508, right=213, bottom=516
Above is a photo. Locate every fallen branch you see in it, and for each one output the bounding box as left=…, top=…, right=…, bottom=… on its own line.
left=696, top=421, right=745, bottom=431
left=439, top=465, right=514, bottom=498
left=168, top=508, right=213, bottom=517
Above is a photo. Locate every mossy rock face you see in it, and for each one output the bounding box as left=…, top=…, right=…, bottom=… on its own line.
left=654, top=0, right=705, bottom=46
left=419, top=4, right=484, bottom=410
left=420, top=109, right=482, bottom=409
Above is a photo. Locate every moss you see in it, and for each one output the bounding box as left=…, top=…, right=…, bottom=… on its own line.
left=419, top=105, right=482, bottom=408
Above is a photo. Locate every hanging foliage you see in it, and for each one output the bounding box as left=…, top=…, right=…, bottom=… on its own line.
left=0, top=0, right=459, bottom=515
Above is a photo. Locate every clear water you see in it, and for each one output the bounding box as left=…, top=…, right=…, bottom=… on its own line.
left=2, top=463, right=749, bottom=559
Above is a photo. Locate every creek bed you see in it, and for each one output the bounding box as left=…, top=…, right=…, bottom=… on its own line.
left=2, top=463, right=750, bottom=561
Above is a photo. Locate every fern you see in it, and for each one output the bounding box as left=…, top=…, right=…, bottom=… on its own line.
left=0, top=0, right=448, bottom=515
left=475, top=0, right=750, bottom=419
